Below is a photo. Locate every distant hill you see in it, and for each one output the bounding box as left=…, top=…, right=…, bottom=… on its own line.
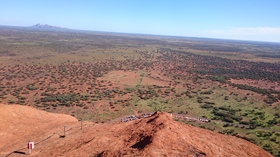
left=31, top=23, right=67, bottom=29
left=0, top=105, right=272, bottom=157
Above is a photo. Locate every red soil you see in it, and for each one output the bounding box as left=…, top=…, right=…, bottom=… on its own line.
left=98, top=70, right=140, bottom=87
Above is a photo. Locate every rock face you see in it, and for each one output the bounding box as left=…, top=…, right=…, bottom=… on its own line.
left=0, top=104, right=78, bottom=156
left=0, top=105, right=272, bottom=157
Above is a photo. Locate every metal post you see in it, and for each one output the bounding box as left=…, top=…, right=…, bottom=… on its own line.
left=64, top=126, right=66, bottom=137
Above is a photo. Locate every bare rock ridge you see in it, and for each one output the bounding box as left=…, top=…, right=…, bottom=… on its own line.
left=0, top=105, right=273, bottom=157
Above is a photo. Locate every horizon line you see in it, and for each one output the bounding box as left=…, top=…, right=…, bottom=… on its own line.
left=0, top=24, right=279, bottom=44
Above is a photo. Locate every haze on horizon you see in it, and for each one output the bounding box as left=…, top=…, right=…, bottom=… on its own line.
left=1, top=0, right=280, bottom=43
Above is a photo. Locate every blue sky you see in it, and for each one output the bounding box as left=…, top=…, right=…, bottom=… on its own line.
left=1, top=0, right=280, bottom=42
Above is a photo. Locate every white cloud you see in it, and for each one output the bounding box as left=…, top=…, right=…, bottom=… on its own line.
left=204, top=27, right=280, bottom=42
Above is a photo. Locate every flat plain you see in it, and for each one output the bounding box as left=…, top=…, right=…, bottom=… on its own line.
left=0, top=26, right=279, bottom=156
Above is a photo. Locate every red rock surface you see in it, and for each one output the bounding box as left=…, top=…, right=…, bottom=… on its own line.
left=0, top=104, right=78, bottom=156
left=0, top=105, right=272, bottom=157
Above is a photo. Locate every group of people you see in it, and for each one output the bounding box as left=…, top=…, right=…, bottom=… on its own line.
left=120, top=113, right=210, bottom=123
left=121, top=113, right=153, bottom=122
left=175, top=115, right=210, bottom=123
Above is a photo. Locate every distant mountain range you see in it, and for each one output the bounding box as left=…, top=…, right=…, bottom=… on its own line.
left=31, top=23, right=67, bottom=29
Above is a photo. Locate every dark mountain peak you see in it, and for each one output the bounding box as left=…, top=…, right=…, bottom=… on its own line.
left=31, top=23, right=67, bottom=29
